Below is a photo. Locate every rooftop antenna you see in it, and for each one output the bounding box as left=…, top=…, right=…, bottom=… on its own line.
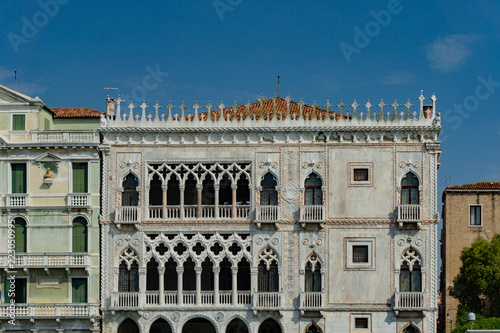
left=14, top=70, right=17, bottom=91
left=277, top=75, right=280, bottom=98
left=104, top=87, right=120, bottom=98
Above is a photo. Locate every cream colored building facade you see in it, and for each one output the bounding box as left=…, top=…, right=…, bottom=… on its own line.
left=100, top=93, right=441, bottom=333
left=440, top=182, right=500, bottom=332
left=0, top=85, right=101, bottom=332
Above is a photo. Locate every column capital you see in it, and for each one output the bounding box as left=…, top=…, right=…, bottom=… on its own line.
left=161, top=185, right=169, bottom=191
left=176, top=267, right=184, bottom=274
left=196, top=184, right=203, bottom=190
left=194, top=267, right=203, bottom=273
left=231, top=184, right=238, bottom=190
left=231, top=267, right=239, bottom=274
left=250, top=267, right=259, bottom=275
left=213, top=267, right=221, bottom=274
left=158, top=267, right=166, bottom=274
left=139, top=267, right=147, bottom=275
left=214, top=184, right=220, bottom=191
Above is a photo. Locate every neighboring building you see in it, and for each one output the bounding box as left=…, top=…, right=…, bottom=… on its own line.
left=100, top=92, right=441, bottom=333
left=440, top=182, right=500, bottom=333
left=0, top=84, right=101, bottom=332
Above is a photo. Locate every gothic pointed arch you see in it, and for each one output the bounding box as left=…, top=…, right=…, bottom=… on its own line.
left=401, top=323, right=420, bottom=333
left=258, top=318, right=282, bottom=333
left=122, top=172, right=139, bottom=206
left=260, top=172, right=278, bottom=205
left=118, top=247, right=139, bottom=292
left=305, top=322, right=322, bottom=333
left=400, top=247, right=422, bottom=293
left=149, top=317, right=173, bottom=333
left=118, top=318, right=139, bottom=333
left=304, top=172, right=323, bottom=205
left=226, top=317, right=249, bottom=333
left=400, top=171, right=420, bottom=205
left=257, top=247, right=279, bottom=292
left=304, top=252, right=322, bottom=292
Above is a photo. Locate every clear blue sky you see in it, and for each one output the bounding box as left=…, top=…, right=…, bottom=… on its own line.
left=0, top=0, right=499, bottom=195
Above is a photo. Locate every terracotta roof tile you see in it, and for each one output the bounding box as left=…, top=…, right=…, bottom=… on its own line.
left=445, top=182, right=500, bottom=190
left=49, top=107, right=103, bottom=118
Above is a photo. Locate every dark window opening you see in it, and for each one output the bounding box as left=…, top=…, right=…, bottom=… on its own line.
left=236, top=174, right=250, bottom=205
left=122, top=174, right=139, bottom=206
left=202, top=176, right=215, bottom=205
left=260, top=173, right=278, bottom=205
left=353, top=246, right=369, bottom=263
left=470, top=205, right=481, bottom=225
left=401, top=172, right=419, bottom=205
left=304, top=173, right=322, bottom=205
left=258, top=261, right=279, bottom=292
left=183, top=258, right=196, bottom=291
left=119, top=261, right=139, bottom=292
left=149, top=174, right=163, bottom=206
left=201, top=258, right=214, bottom=291
left=237, top=258, right=251, bottom=291
left=146, top=259, right=159, bottom=291
left=184, top=174, right=197, bottom=206
left=220, top=257, right=232, bottom=291
left=400, top=261, right=422, bottom=292
left=353, top=168, right=369, bottom=181
left=164, top=258, right=177, bottom=291
left=219, top=174, right=232, bottom=206
left=355, top=318, right=368, bottom=329
left=305, top=262, right=321, bottom=292
left=167, top=176, right=180, bottom=205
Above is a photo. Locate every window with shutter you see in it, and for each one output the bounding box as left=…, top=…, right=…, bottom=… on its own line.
left=12, top=164, right=26, bottom=193
left=14, top=218, right=27, bottom=253
left=72, top=218, right=87, bottom=252
left=12, top=114, right=25, bottom=131
left=72, top=163, right=88, bottom=193
left=72, top=278, right=88, bottom=303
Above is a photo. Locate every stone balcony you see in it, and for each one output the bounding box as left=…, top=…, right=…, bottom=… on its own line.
left=252, top=292, right=284, bottom=315
left=115, top=206, right=141, bottom=229
left=0, top=303, right=98, bottom=319
left=397, top=204, right=422, bottom=229
left=31, top=130, right=99, bottom=145
left=111, top=291, right=252, bottom=309
left=0, top=253, right=90, bottom=273
left=5, top=194, right=29, bottom=210
left=147, top=205, right=251, bottom=221
left=67, top=193, right=91, bottom=210
left=299, top=205, right=325, bottom=228
left=394, top=292, right=425, bottom=315
left=299, top=292, right=324, bottom=314
left=255, top=205, right=280, bottom=228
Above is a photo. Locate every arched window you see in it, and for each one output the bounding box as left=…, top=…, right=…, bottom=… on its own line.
left=306, top=324, right=321, bottom=333
left=258, top=319, right=281, bottom=333
left=400, top=248, right=422, bottom=292
left=149, top=173, right=163, bottom=206
left=403, top=324, right=417, bottom=333
left=401, top=172, right=419, bottom=205
left=220, top=257, right=232, bottom=291
left=146, top=258, right=159, bottom=291
left=122, top=174, right=139, bottom=206
left=237, top=258, right=251, bottom=291
left=167, top=175, right=180, bottom=205
left=150, top=318, right=172, bottom=333
left=236, top=174, right=250, bottom=205
left=304, top=173, right=322, bottom=205
left=14, top=218, right=27, bottom=253
left=185, top=173, right=198, bottom=206
left=260, top=173, right=278, bottom=205
left=305, top=254, right=321, bottom=292
left=118, top=318, right=139, bottom=333
left=72, top=217, right=87, bottom=252
left=164, top=258, right=177, bottom=291
left=118, top=248, right=139, bottom=292
left=258, top=248, right=279, bottom=292
left=226, top=318, right=249, bottom=333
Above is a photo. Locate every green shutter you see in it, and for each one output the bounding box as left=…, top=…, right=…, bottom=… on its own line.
left=72, top=219, right=87, bottom=252
left=72, top=278, right=87, bottom=303
left=12, top=164, right=26, bottom=193
left=12, top=115, right=25, bottom=131
left=14, top=219, right=27, bottom=253
left=44, top=118, right=50, bottom=130
left=72, top=163, right=88, bottom=193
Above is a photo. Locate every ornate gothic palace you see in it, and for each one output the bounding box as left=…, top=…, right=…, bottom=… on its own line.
left=99, top=93, right=441, bottom=333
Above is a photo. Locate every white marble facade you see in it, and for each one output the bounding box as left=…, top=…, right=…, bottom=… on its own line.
left=99, top=94, right=441, bottom=333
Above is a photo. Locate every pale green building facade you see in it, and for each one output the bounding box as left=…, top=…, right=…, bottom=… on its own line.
left=0, top=84, right=101, bottom=332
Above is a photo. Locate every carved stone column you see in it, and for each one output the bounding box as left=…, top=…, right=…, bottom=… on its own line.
left=213, top=267, right=220, bottom=306
left=162, top=185, right=168, bottom=219
left=158, top=267, right=165, bottom=305
left=139, top=267, right=147, bottom=307
left=176, top=267, right=183, bottom=305
left=195, top=266, right=203, bottom=305
left=231, top=266, right=238, bottom=305
left=214, top=184, right=220, bottom=219
left=179, top=185, right=185, bottom=219
left=250, top=267, right=258, bottom=292
left=196, top=184, right=203, bottom=218
left=231, top=184, right=238, bottom=219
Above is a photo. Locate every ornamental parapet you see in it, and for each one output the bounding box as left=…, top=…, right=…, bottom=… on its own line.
left=100, top=92, right=440, bottom=134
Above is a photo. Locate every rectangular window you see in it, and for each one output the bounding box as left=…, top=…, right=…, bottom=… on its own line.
left=345, top=238, right=375, bottom=270
left=72, top=163, right=88, bottom=193
left=353, top=168, right=369, bottom=181
left=11, top=163, right=27, bottom=193
left=44, top=118, right=50, bottom=130
left=353, top=246, right=369, bottom=263
left=470, top=205, right=482, bottom=226
left=72, top=278, right=88, bottom=303
left=355, top=318, right=368, bottom=328
left=5, top=278, right=27, bottom=303
left=12, top=114, right=25, bottom=131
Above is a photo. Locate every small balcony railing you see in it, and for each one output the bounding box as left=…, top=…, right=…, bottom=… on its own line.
left=148, top=205, right=250, bottom=220
left=111, top=292, right=140, bottom=308
left=0, top=303, right=98, bottom=318
left=253, top=292, right=283, bottom=310
left=0, top=253, right=89, bottom=269
left=394, top=292, right=425, bottom=310
left=138, top=291, right=252, bottom=307
left=6, top=194, right=29, bottom=208
left=67, top=193, right=90, bottom=207
left=115, top=206, right=141, bottom=223
left=256, top=205, right=280, bottom=222
left=31, top=130, right=99, bottom=144
left=299, top=292, right=324, bottom=310
left=299, top=205, right=325, bottom=224
left=397, top=205, right=421, bottom=222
